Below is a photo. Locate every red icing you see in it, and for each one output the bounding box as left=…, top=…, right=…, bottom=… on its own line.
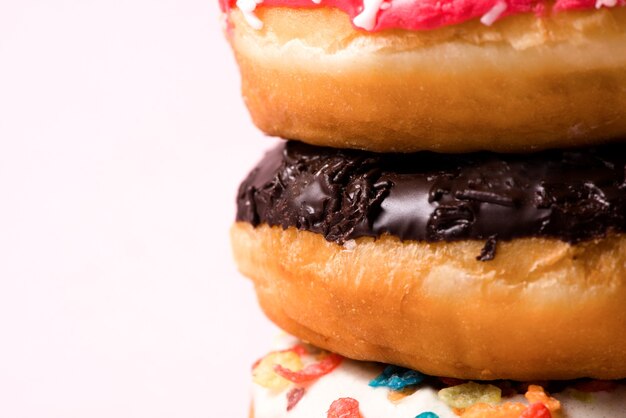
left=221, top=0, right=626, bottom=31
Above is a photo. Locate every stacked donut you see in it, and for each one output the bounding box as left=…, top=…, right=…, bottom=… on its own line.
left=222, top=0, right=626, bottom=416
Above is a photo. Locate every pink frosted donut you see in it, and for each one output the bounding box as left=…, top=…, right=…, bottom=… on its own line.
left=222, top=2, right=626, bottom=152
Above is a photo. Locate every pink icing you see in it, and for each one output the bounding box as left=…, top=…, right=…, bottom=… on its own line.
left=221, top=0, right=625, bottom=31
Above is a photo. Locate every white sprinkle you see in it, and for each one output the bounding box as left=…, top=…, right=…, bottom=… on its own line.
left=237, top=0, right=264, bottom=29
left=353, top=0, right=386, bottom=30
left=595, top=0, right=617, bottom=8
left=380, top=1, right=391, bottom=10
left=480, top=1, right=508, bottom=26
left=312, top=0, right=322, bottom=4
left=343, top=240, right=357, bottom=251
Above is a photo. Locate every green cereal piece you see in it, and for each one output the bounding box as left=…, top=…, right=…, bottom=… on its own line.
left=437, top=382, right=502, bottom=409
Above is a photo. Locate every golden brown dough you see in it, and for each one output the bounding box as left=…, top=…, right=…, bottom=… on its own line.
left=232, top=222, right=626, bottom=381
left=227, top=7, right=626, bottom=152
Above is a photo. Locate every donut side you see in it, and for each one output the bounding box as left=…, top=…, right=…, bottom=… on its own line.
left=232, top=222, right=626, bottom=381
left=228, top=7, right=626, bottom=152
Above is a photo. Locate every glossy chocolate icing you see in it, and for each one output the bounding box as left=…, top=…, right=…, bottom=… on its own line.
left=236, top=141, right=626, bottom=245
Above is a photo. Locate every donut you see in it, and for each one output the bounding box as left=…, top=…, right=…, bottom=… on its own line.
left=250, top=335, right=626, bottom=418
left=221, top=0, right=626, bottom=152
left=231, top=141, right=626, bottom=380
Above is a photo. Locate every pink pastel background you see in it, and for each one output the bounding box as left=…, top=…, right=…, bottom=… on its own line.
left=0, top=1, right=277, bottom=417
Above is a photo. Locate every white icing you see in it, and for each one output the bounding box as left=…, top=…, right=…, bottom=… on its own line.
left=595, top=0, right=617, bottom=8
left=252, top=336, right=626, bottom=418
left=236, top=0, right=264, bottom=29
left=480, top=1, right=508, bottom=26
left=353, top=0, right=386, bottom=31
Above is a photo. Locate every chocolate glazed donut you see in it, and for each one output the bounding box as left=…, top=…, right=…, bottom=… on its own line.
left=232, top=142, right=626, bottom=381
left=237, top=141, right=626, bottom=248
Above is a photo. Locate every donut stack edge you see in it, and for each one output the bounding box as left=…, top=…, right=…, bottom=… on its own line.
left=222, top=2, right=626, bottom=417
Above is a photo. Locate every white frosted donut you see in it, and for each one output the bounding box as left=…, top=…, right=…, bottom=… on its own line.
left=249, top=335, right=626, bottom=418
left=225, top=7, right=626, bottom=152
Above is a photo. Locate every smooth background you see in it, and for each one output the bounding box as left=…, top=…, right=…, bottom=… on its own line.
left=0, top=1, right=277, bottom=416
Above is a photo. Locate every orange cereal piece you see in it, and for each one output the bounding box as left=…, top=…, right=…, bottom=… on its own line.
left=525, top=385, right=561, bottom=413
left=458, top=402, right=527, bottom=418
left=387, top=386, right=418, bottom=403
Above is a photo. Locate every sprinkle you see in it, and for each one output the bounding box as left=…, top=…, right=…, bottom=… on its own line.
left=476, top=235, right=498, bottom=261
left=458, top=402, right=527, bottom=418
left=312, top=0, right=322, bottom=4
left=595, top=0, right=617, bottom=8
left=369, top=365, right=425, bottom=391
left=253, top=351, right=303, bottom=390
left=343, top=240, right=357, bottom=251
left=524, top=385, right=560, bottom=413
left=236, top=0, right=264, bottom=29
left=388, top=386, right=418, bottom=402
left=438, top=382, right=502, bottom=409
left=519, top=403, right=552, bottom=418
left=573, top=379, right=619, bottom=393
left=275, top=352, right=343, bottom=383
left=415, top=413, right=439, bottom=418
left=480, top=1, right=508, bottom=26
left=327, top=397, right=361, bottom=418
left=353, top=0, right=386, bottom=31
left=286, top=387, right=306, bottom=411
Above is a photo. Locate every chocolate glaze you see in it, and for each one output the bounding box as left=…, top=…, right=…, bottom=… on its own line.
left=236, top=141, right=626, bottom=246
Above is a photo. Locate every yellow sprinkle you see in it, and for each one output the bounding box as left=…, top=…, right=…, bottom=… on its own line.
left=253, top=351, right=303, bottom=390
left=438, top=382, right=502, bottom=409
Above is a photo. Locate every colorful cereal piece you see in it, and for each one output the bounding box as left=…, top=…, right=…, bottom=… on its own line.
left=286, top=387, right=305, bottom=411
left=327, top=397, right=361, bottom=418
left=275, top=352, right=343, bottom=383
left=369, top=365, right=426, bottom=391
left=253, top=351, right=303, bottom=390
left=252, top=344, right=307, bottom=370
left=519, top=403, right=552, bottom=418
left=387, top=386, right=418, bottom=402
left=415, top=412, right=439, bottom=418
left=438, top=382, right=502, bottom=409
left=524, top=385, right=560, bottom=413
left=457, top=402, right=527, bottom=418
